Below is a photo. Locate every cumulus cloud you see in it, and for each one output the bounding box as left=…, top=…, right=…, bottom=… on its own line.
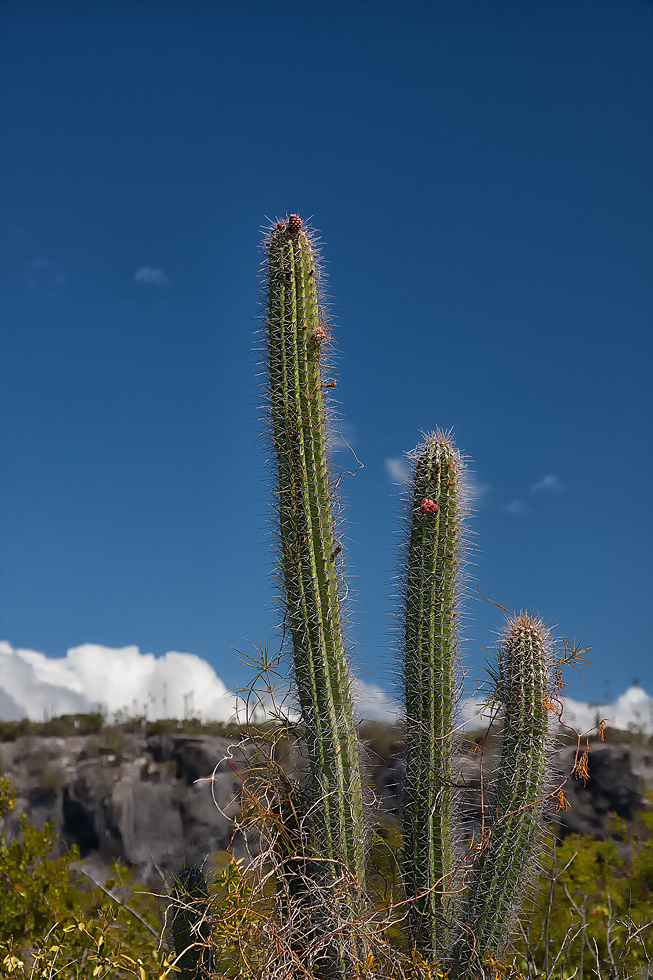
left=562, top=686, right=653, bottom=735
left=0, top=641, right=234, bottom=722
left=327, top=419, right=358, bottom=453
left=0, top=642, right=399, bottom=726
left=2, top=641, right=649, bottom=736
left=503, top=499, right=529, bottom=516
left=466, top=474, right=491, bottom=505
left=385, top=457, right=411, bottom=485
left=461, top=687, right=653, bottom=735
left=531, top=475, right=564, bottom=494
left=134, top=267, right=169, bottom=287
left=352, top=680, right=402, bottom=723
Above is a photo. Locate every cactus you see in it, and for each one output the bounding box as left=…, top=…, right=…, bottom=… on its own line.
left=401, top=432, right=463, bottom=962
left=171, top=865, right=212, bottom=980
left=451, top=613, right=553, bottom=976
left=259, top=214, right=566, bottom=979
left=262, top=215, right=367, bottom=971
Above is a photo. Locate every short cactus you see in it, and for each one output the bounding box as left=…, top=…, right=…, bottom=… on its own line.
left=171, top=864, right=212, bottom=980
left=452, top=613, right=553, bottom=975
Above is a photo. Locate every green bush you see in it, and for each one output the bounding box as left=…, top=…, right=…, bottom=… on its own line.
left=0, top=777, right=79, bottom=946
left=0, top=776, right=176, bottom=979
left=0, top=714, right=105, bottom=742
left=510, top=798, right=653, bottom=978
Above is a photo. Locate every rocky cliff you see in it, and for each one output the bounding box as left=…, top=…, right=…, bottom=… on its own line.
left=2, top=726, right=652, bottom=882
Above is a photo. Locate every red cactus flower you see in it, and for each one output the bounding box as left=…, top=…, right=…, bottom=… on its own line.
left=420, top=497, right=439, bottom=515
left=287, top=214, right=302, bottom=235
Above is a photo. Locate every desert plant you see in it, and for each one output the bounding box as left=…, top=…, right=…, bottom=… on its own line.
left=400, top=432, right=463, bottom=962
left=263, top=214, right=368, bottom=973
left=450, top=614, right=554, bottom=977
left=260, top=214, right=565, bottom=980
left=399, top=435, right=556, bottom=976
left=1, top=214, right=585, bottom=980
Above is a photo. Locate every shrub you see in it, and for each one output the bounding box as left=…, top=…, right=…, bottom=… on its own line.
left=0, top=776, right=175, bottom=979
left=510, top=799, right=653, bottom=978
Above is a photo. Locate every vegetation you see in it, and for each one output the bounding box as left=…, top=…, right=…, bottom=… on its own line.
left=0, top=775, right=175, bottom=978
left=1, top=764, right=653, bottom=978
left=0, top=713, right=263, bottom=743
left=512, top=802, right=653, bottom=977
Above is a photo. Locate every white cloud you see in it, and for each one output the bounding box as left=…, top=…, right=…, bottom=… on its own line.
left=0, top=640, right=402, bottom=726
left=562, top=686, right=653, bottom=735
left=352, top=680, right=402, bottom=722
left=466, top=474, right=491, bottom=504
left=457, top=688, right=653, bottom=736
left=3, top=640, right=649, bottom=736
left=327, top=419, right=358, bottom=453
left=503, top=499, right=529, bottom=516
left=531, top=475, right=564, bottom=494
left=385, top=457, right=411, bottom=485
left=134, top=267, right=169, bottom=287
left=0, top=641, right=234, bottom=722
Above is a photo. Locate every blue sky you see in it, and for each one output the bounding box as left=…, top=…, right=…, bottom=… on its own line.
left=1, top=0, right=651, bottom=709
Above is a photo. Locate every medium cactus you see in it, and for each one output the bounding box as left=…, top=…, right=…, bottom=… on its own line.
left=452, top=613, right=553, bottom=976
left=262, top=215, right=367, bottom=971
left=401, top=432, right=464, bottom=962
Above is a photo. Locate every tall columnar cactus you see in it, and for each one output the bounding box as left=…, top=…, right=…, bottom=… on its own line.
left=263, top=215, right=367, bottom=967
left=452, top=613, right=553, bottom=975
left=401, top=432, right=463, bottom=963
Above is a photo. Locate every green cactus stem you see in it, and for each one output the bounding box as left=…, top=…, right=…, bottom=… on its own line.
left=263, top=214, right=367, bottom=969
left=171, top=865, right=212, bottom=980
left=401, top=431, right=464, bottom=963
left=453, top=613, right=552, bottom=976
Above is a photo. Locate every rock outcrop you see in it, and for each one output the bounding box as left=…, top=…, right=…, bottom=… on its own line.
left=1, top=731, right=270, bottom=880
left=2, top=728, right=652, bottom=881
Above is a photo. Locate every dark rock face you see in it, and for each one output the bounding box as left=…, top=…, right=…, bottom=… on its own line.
left=553, top=741, right=649, bottom=838
left=1, top=730, right=651, bottom=881
left=371, top=738, right=653, bottom=842
left=0, top=733, right=264, bottom=880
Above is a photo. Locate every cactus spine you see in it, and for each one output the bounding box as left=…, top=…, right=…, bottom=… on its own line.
left=402, top=432, right=462, bottom=962
left=452, top=613, right=552, bottom=975
left=263, top=215, right=366, bottom=968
